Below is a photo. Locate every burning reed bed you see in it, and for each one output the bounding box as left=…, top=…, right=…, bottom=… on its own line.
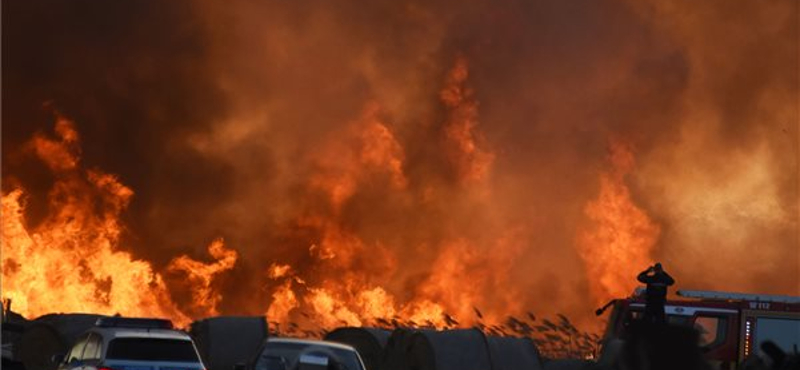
left=267, top=309, right=600, bottom=360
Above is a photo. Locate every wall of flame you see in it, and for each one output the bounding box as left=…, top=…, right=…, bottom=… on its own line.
left=2, top=0, right=797, bottom=332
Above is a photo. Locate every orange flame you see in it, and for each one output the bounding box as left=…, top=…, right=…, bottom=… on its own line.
left=310, top=104, right=407, bottom=213
left=577, top=141, right=660, bottom=304
left=1, top=115, right=236, bottom=326
left=248, top=58, right=517, bottom=332
left=168, top=239, right=238, bottom=317
left=267, top=263, right=292, bottom=279
left=441, top=56, right=494, bottom=184
left=5, top=59, right=585, bottom=336
left=1, top=116, right=188, bottom=324
left=266, top=280, right=298, bottom=324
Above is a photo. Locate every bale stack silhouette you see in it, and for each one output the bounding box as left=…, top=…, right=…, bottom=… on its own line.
left=190, top=316, right=269, bottom=370
left=379, top=328, right=544, bottom=370
left=324, top=327, right=391, bottom=370
left=404, top=329, right=490, bottom=370
left=486, top=336, right=544, bottom=370
left=380, top=328, right=418, bottom=370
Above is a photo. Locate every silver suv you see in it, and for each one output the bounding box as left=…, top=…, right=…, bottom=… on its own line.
left=54, top=317, right=205, bottom=370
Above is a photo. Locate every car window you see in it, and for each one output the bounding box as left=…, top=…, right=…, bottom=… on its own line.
left=82, top=333, right=102, bottom=360
left=68, top=335, right=89, bottom=363
left=106, top=338, right=199, bottom=362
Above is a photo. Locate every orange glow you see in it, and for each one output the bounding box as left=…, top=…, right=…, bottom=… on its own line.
left=310, top=105, right=407, bottom=213
left=167, top=239, right=238, bottom=317
left=305, top=287, right=363, bottom=327
left=4, top=59, right=633, bottom=338
left=354, top=287, right=397, bottom=321
left=268, top=263, right=292, bottom=279
left=1, top=60, right=527, bottom=333
left=441, top=57, right=494, bottom=184
left=577, top=141, right=660, bottom=304
left=1, top=116, right=237, bottom=327
left=266, top=280, right=299, bottom=325
left=1, top=116, right=189, bottom=325
left=5, top=0, right=797, bottom=349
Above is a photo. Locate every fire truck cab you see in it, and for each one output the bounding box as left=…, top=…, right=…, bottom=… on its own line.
left=599, top=289, right=800, bottom=369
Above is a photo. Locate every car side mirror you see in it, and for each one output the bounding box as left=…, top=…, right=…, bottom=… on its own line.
left=51, top=354, right=65, bottom=364
left=233, top=363, right=247, bottom=370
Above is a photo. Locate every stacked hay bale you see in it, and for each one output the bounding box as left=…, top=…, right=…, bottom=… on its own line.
left=324, top=327, right=390, bottom=370
left=190, top=316, right=269, bottom=370
left=405, top=329, right=490, bottom=370
left=379, top=328, right=419, bottom=370
left=486, top=336, right=544, bottom=370
left=377, top=328, right=544, bottom=370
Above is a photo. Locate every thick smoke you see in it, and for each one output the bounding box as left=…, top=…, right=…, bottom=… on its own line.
left=3, top=0, right=797, bottom=329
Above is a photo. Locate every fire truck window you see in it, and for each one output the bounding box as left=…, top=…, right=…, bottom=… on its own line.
left=755, top=318, right=800, bottom=354
left=667, top=315, right=691, bottom=326
left=694, top=316, right=727, bottom=348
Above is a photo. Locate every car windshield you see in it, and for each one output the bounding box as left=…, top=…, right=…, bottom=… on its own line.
left=254, top=342, right=362, bottom=370
left=106, top=338, right=200, bottom=362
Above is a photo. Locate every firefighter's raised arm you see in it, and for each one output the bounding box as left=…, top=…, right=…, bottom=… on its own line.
left=661, top=270, right=675, bottom=286
left=637, top=266, right=653, bottom=283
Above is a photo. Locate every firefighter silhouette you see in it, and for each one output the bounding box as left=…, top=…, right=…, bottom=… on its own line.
left=637, top=263, right=675, bottom=324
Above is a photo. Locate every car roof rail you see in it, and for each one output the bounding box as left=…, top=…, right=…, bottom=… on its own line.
left=95, top=317, right=174, bottom=329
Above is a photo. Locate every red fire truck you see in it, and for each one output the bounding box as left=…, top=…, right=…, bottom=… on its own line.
left=597, top=289, right=800, bottom=369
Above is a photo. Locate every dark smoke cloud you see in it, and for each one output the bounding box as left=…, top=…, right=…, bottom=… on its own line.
left=2, top=0, right=231, bottom=257
left=3, top=0, right=797, bottom=325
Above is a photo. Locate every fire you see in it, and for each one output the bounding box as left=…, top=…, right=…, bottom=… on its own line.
left=354, top=287, right=397, bottom=321
left=5, top=0, right=797, bottom=347
left=266, top=280, right=298, bottom=325
left=167, top=238, right=238, bottom=317
left=1, top=116, right=187, bottom=324
left=254, top=58, right=511, bottom=331
left=440, top=56, right=494, bottom=184
left=268, top=263, right=292, bottom=279
left=4, top=58, right=600, bottom=336
left=1, top=114, right=237, bottom=326
left=305, top=288, right=363, bottom=328
left=310, top=104, right=407, bottom=213
left=577, top=141, right=661, bottom=304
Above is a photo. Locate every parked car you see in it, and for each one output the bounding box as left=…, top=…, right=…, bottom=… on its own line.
left=53, top=317, right=205, bottom=370
left=246, top=338, right=365, bottom=370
